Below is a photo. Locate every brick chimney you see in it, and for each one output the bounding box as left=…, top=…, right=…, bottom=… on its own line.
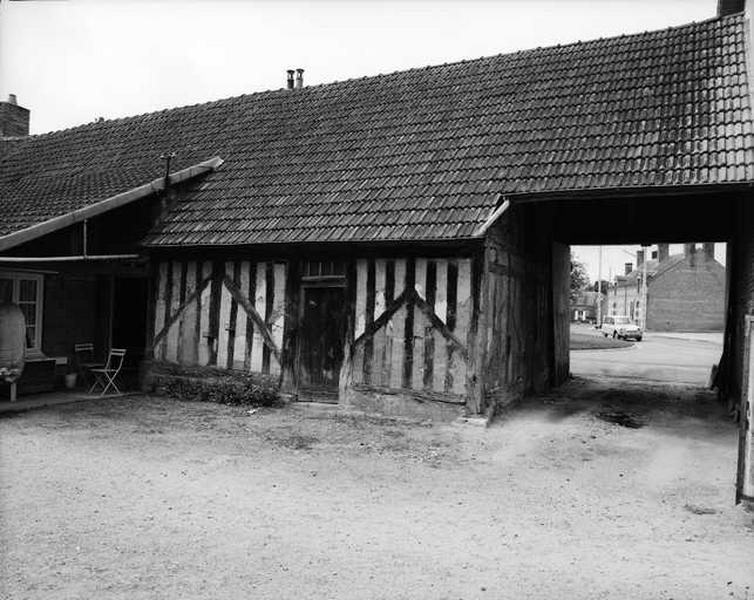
left=718, top=0, right=745, bottom=16
left=0, top=94, right=30, bottom=137
left=657, top=243, right=669, bottom=262
left=624, top=262, right=633, bottom=276
left=703, top=242, right=715, bottom=261
left=636, top=249, right=645, bottom=268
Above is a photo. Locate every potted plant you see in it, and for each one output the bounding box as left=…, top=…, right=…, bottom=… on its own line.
left=64, top=366, right=77, bottom=389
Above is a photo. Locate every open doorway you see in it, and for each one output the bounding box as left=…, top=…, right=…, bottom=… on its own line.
left=569, top=242, right=726, bottom=387
left=111, top=276, right=148, bottom=377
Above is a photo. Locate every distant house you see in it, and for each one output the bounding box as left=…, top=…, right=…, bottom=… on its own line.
left=610, top=244, right=726, bottom=332
left=571, top=290, right=604, bottom=323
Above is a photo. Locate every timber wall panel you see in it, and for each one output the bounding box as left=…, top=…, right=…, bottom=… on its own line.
left=181, top=261, right=198, bottom=365
left=152, top=259, right=287, bottom=377
left=197, top=261, right=212, bottom=366
left=165, top=260, right=182, bottom=363
left=154, top=261, right=168, bottom=361
left=480, top=204, right=559, bottom=415
left=232, top=261, right=250, bottom=370
left=250, top=262, right=267, bottom=373
left=350, top=255, right=472, bottom=399
left=270, top=262, right=286, bottom=376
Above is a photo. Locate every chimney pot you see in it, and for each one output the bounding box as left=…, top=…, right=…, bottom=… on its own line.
left=717, top=0, right=745, bottom=17
left=0, top=93, right=30, bottom=137
left=295, top=68, right=304, bottom=90
left=286, top=70, right=295, bottom=90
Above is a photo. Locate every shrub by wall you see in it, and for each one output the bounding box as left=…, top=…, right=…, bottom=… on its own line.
left=148, top=361, right=281, bottom=407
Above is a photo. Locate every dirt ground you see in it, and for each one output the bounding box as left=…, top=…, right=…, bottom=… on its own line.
left=1, top=379, right=753, bottom=600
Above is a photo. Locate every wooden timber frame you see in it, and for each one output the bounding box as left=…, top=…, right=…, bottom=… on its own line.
left=146, top=224, right=570, bottom=416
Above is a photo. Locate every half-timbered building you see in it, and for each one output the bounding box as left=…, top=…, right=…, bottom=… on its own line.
left=2, top=7, right=754, bottom=437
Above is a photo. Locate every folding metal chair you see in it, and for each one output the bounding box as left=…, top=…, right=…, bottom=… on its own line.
left=88, top=348, right=127, bottom=396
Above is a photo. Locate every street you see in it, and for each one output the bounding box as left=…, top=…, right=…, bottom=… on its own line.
left=570, top=325, right=723, bottom=386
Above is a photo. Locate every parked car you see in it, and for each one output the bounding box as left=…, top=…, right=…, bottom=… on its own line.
left=601, top=315, right=642, bottom=341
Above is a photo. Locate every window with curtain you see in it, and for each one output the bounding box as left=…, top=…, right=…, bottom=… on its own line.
left=0, top=272, right=44, bottom=353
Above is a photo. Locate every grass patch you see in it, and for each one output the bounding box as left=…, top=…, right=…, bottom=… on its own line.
left=570, top=332, right=633, bottom=350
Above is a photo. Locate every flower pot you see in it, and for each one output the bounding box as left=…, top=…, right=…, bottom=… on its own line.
left=64, top=373, right=77, bottom=389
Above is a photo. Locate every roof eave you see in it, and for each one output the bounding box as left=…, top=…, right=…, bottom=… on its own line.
left=501, top=181, right=754, bottom=204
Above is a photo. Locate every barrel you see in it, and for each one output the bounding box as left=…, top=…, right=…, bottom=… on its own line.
left=0, top=303, right=25, bottom=383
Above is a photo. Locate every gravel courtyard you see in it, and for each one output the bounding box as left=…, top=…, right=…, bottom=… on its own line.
left=1, top=379, right=753, bottom=600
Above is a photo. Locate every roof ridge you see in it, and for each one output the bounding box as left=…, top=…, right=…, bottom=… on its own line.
left=25, top=12, right=743, bottom=139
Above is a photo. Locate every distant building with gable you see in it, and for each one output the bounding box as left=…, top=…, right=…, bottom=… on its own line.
left=610, top=243, right=725, bottom=332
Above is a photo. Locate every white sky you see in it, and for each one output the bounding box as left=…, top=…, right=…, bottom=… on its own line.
left=1, top=0, right=714, bottom=134
left=0, top=0, right=721, bottom=277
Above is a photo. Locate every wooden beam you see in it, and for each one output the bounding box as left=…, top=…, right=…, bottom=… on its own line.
left=352, top=289, right=409, bottom=349
left=152, top=274, right=213, bottom=348
left=352, top=286, right=469, bottom=362
left=473, top=197, right=510, bottom=237
left=413, top=292, right=469, bottom=362
left=222, top=274, right=281, bottom=364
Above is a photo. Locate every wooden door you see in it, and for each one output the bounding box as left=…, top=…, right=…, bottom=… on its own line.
left=299, top=286, right=347, bottom=400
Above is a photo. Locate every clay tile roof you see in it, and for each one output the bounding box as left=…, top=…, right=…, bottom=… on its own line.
left=1, top=14, right=752, bottom=247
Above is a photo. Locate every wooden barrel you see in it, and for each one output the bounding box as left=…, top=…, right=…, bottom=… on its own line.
left=0, top=303, right=25, bottom=383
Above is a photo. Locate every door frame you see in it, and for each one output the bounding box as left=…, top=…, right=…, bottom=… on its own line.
left=295, top=277, right=348, bottom=397
left=736, top=315, right=754, bottom=503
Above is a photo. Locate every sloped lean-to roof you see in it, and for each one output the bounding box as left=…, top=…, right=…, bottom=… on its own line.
left=0, top=13, right=752, bottom=249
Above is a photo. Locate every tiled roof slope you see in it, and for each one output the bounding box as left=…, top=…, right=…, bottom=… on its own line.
left=1, top=14, right=752, bottom=247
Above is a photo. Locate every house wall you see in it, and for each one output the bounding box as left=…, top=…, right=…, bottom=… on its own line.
left=611, top=279, right=639, bottom=320
left=0, top=261, right=144, bottom=397
left=150, top=251, right=481, bottom=417
left=476, top=205, right=566, bottom=415
left=646, top=254, right=726, bottom=332
left=343, top=256, right=477, bottom=418
left=151, top=259, right=288, bottom=377
left=43, top=271, right=102, bottom=357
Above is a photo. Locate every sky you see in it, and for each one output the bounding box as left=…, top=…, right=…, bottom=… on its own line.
left=0, top=0, right=722, bottom=279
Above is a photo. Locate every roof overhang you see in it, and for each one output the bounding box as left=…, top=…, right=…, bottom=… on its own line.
left=499, top=182, right=754, bottom=204
left=0, top=156, right=224, bottom=252
left=472, top=182, right=754, bottom=238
